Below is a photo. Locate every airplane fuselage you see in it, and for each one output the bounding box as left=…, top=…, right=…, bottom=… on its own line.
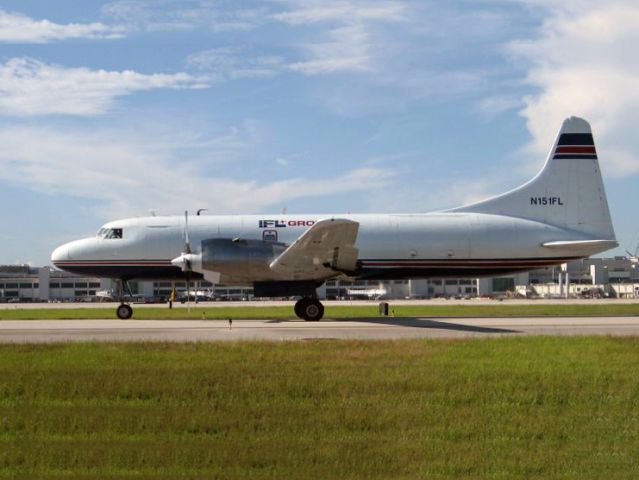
left=51, top=212, right=600, bottom=284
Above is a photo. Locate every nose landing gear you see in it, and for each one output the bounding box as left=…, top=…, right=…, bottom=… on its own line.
left=116, top=303, right=133, bottom=320
left=294, top=297, right=324, bottom=321
left=115, top=279, right=133, bottom=320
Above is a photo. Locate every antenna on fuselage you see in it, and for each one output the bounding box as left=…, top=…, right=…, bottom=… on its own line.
left=197, top=209, right=208, bottom=216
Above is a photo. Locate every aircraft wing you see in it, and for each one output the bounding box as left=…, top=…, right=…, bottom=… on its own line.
left=269, top=218, right=360, bottom=279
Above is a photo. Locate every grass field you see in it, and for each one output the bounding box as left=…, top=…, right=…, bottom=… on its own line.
left=1, top=303, right=639, bottom=320
left=2, top=338, right=639, bottom=479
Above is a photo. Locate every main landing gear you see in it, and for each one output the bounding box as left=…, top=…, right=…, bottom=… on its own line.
left=294, top=297, right=324, bottom=321
left=115, top=279, right=133, bottom=320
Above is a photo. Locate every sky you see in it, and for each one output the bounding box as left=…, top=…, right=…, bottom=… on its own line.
left=0, top=0, right=638, bottom=265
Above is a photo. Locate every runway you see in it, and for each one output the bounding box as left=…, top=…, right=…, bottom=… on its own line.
left=2, top=316, right=639, bottom=343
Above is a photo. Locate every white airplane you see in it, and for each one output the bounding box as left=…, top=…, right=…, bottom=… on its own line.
left=52, top=117, right=617, bottom=320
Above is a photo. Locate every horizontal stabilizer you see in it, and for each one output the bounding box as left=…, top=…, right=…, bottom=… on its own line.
left=542, top=239, right=618, bottom=249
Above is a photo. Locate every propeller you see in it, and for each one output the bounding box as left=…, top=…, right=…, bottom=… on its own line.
left=170, top=211, right=202, bottom=308
left=171, top=211, right=200, bottom=271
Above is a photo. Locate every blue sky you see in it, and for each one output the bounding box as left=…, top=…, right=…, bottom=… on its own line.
left=0, top=0, right=637, bottom=265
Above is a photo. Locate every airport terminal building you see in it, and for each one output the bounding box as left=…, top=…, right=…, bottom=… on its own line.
left=2, top=257, right=638, bottom=303
left=0, top=266, right=110, bottom=302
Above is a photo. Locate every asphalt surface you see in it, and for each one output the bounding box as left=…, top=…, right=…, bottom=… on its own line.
left=2, top=298, right=638, bottom=309
left=2, top=316, right=639, bottom=343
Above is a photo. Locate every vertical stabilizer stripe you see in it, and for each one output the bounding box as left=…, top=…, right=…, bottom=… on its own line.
left=557, top=133, right=594, bottom=146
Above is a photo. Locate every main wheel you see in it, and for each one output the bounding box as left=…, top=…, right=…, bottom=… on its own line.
left=294, top=298, right=308, bottom=319
left=300, top=298, right=324, bottom=321
left=116, top=304, right=133, bottom=320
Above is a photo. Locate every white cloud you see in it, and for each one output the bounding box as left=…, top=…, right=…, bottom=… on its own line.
left=364, top=175, right=505, bottom=214
left=288, top=24, right=372, bottom=75
left=0, top=9, right=124, bottom=42
left=187, top=25, right=374, bottom=78
left=275, top=1, right=407, bottom=76
left=272, top=1, right=405, bottom=25
left=185, top=14, right=391, bottom=78
left=444, top=179, right=504, bottom=209
left=0, top=126, right=394, bottom=218
left=0, top=57, right=212, bottom=116
left=186, top=47, right=283, bottom=78
left=102, top=0, right=411, bottom=82
left=102, top=1, right=264, bottom=32
left=476, top=95, right=524, bottom=117
left=511, top=0, right=639, bottom=175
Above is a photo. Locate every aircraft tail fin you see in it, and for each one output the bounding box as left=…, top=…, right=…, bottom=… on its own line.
left=451, top=116, right=616, bottom=240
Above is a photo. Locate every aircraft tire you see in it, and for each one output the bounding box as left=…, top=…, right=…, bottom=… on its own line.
left=116, top=304, right=133, bottom=320
left=301, top=298, right=324, bottom=321
left=294, top=298, right=307, bottom=319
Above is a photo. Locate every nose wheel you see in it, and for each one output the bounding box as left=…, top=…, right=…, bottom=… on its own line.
left=294, top=298, right=324, bottom=321
left=116, top=304, right=133, bottom=320
left=115, top=279, right=133, bottom=320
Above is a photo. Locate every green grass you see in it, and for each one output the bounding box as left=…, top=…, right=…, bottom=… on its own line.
left=1, top=303, right=639, bottom=320
left=2, top=338, right=639, bottom=479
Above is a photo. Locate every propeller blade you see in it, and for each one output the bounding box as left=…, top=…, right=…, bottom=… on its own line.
left=183, top=210, right=191, bottom=255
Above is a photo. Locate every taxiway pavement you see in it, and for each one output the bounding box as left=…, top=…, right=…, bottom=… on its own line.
left=2, top=316, right=639, bottom=343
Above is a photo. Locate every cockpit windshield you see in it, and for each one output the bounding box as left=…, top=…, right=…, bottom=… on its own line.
left=97, top=228, right=123, bottom=239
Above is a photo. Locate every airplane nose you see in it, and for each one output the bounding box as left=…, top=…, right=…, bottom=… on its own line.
left=51, top=244, right=70, bottom=265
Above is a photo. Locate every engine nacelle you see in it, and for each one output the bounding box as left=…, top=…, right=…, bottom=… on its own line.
left=201, top=238, right=287, bottom=283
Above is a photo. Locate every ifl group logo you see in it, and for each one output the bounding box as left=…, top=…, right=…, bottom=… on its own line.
left=258, top=219, right=316, bottom=228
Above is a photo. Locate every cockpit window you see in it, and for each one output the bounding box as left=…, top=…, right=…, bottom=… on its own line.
left=108, top=228, right=123, bottom=239
left=97, top=228, right=123, bottom=239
